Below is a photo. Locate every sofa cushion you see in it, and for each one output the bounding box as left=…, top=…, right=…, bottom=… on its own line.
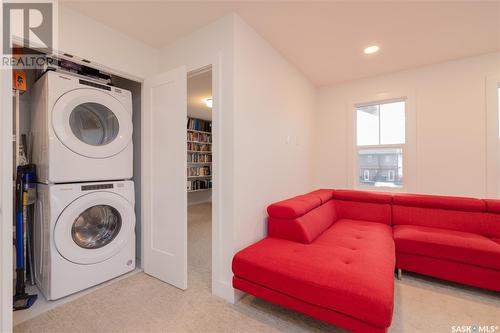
left=393, top=225, right=500, bottom=270
left=268, top=200, right=337, bottom=243
left=233, top=219, right=395, bottom=329
left=393, top=193, right=486, bottom=212
left=267, top=190, right=334, bottom=219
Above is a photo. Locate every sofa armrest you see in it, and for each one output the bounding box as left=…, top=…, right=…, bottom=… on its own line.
left=267, top=217, right=311, bottom=243
left=267, top=200, right=338, bottom=244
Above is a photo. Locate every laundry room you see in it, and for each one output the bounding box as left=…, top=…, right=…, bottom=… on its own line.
left=10, top=48, right=144, bottom=324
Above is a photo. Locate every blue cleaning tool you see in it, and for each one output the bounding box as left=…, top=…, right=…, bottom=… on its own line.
left=13, top=165, right=38, bottom=311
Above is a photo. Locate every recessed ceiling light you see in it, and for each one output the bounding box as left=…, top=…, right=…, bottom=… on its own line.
left=364, top=45, right=380, bottom=55
left=203, top=98, right=213, bottom=108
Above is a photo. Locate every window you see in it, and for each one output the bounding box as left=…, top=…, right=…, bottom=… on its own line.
left=356, top=100, right=405, bottom=188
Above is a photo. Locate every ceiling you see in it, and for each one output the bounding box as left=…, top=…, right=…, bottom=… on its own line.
left=188, top=70, right=212, bottom=121
left=62, top=1, right=500, bottom=86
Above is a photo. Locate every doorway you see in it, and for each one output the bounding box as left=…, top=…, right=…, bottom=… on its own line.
left=187, top=68, right=213, bottom=291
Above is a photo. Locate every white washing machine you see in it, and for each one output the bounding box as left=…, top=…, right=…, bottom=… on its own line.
left=31, top=71, right=133, bottom=183
left=34, top=180, right=136, bottom=300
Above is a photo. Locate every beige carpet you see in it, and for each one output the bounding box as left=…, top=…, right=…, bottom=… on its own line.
left=15, top=203, right=500, bottom=333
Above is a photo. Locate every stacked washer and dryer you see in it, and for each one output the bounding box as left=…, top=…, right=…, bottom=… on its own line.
left=31, top=71, right=136, bottom=300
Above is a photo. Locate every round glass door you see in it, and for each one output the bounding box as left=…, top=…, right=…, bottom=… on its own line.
left=52, top=89, right=132, bottom=159
left=54, top=191, right=135, bottom=264
left=69, top=103, right=119, bottom=146
left=71, top=205, right=122, bottom=249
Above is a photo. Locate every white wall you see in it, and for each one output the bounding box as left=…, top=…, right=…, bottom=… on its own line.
left=58, top=5, right=159, bottom=80
left=315, top=52, right=500, bottom=198
left=232, top=16, right=316, bottom=249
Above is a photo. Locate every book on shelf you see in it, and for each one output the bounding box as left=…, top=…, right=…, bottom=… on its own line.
left=187, top=117, right=212, bottom=133
left=187, top=131, right=212, bottom=143
left=187, top=142, right=212, bottom=152
left=187, top=165, right=211, bottom=177
left=187, top=179, right=212, bottom=191
left=187, top=117, right=213, bottom=192
left=187, top=152, right=212, bottom=163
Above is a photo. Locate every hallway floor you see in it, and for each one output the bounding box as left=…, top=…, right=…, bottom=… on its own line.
left=15, top=203, right=500, bottom=333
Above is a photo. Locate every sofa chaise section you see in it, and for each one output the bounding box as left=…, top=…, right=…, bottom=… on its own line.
left=233, top=190, right=395, bottom=333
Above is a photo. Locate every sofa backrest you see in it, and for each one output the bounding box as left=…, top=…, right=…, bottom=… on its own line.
left=484, top=199, right=500, bottom=239
left=267, top=189, right=500, bottom=243
left=267, top=189, right=336, bottom=243
left=332, top=189, right=393, bottom=225
left=392, top=193, right=491, bottom=236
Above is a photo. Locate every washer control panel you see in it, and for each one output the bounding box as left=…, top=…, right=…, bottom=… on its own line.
left=81, top=184, right=114, bottom=191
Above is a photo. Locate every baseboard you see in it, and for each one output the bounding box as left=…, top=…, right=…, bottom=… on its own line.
left=212, top=279, right=235, bottom=303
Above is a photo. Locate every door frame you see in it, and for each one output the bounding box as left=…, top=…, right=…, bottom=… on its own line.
left=185, top=64, right=222, bottom=294
left=0, top=66, right=14, bottom=333
left=183, top=57, right=227, bottom=300
left=486, top=74, right=500, bottom=198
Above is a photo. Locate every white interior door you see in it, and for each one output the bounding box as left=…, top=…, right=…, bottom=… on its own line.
left=142, top=67, right=187, bottom=289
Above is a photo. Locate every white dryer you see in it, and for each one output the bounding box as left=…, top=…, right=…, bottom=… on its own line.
left=31, top=71, right=133, bottom=183
left=34, top=180, right=136, bottom=300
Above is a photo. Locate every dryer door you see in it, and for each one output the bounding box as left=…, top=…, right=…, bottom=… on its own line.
left=52, top=88, right=132, bottom=158
left=54, top=191, right=135, bottom=265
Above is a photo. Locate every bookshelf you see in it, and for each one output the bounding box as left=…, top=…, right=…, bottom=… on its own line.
left=187, top=117, right=212, bottom=193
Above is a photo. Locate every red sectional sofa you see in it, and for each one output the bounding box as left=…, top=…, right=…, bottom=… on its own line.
left=392, top=194, right=500, bottom=291
left=232, top=189, right=500, bottom=333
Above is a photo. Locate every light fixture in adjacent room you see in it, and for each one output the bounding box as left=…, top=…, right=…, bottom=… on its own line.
left=203, top=98, right=213, bottom=108
left=364, top=45, right=380, bottom=54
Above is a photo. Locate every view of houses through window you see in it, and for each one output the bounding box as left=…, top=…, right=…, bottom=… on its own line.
left=356, top=100, right=406, bottom=188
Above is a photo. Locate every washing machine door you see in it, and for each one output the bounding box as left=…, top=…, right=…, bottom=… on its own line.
left=52, top=88, right=132, bottom=159
left=54, top=191, right=135, bottom=265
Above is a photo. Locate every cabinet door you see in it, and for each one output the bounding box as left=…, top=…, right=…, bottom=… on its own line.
left=143, top=67, right=187, bottom=289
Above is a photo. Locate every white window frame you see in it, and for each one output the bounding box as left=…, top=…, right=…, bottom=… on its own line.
left=486, top=75, right=500, bottom=198
left=347, top=89, right=416, bottom=193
